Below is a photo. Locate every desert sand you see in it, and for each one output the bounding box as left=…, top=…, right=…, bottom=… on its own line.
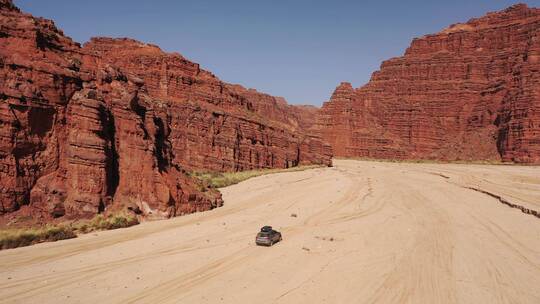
left=1, top=159, right=539, bottom=303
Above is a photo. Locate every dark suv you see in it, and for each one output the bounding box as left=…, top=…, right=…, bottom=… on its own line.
left=255, top=226, right=282, bottom=246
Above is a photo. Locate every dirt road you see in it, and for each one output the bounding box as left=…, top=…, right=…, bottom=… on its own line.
left=1, top=160, right=539, bottom=303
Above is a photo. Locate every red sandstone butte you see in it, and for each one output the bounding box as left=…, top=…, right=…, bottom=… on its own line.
left=318, top=4, right=540, bottom=163
left=0, top=0, right=330, bottom=223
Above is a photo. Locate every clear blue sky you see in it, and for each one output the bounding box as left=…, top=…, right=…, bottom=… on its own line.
left=15, top=0, right=540, bottom=106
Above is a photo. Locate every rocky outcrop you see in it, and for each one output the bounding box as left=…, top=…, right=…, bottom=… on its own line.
left=0, top=0, right=330, bottom=223
left=83, top=38, right=332, bottom=172
left=318, top=4, right=540, bottom=163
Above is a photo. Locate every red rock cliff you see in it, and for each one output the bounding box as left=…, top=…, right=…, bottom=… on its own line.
left=318, top=4, right=540, bottom=163
left=0, top=1, right=330, bottom=222
left=83, top=38, right=332, bottom=172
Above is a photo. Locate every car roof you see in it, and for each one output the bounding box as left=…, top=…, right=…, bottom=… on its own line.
left=261, top=226, right=272, bottom=231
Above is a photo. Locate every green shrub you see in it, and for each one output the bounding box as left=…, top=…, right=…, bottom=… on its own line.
left=0, top=225, right=76, bottom=250
left=193, top=165, right=323, bottom=188
left=0, top=213, right=139, bottom=250
left=73, top=213, right=139, bottom=232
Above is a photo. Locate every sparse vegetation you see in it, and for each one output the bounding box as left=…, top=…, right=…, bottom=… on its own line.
left=0, top=225, right=76, bottom=250
left=1, top=165, right=322, bottom=250
left=72, top=213, right=139, bottom=234
left=0, top=213, right=139, bottom=250
left=192, top=165, right=324, bottom=188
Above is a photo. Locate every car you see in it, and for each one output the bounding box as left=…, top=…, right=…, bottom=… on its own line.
left=255, top=226, right=282, bottom=246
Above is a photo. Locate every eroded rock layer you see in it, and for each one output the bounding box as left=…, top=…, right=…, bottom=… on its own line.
left=0, top=0, right=330, bottom=222
left=83, top=38, right=332, bottom=172
left=318, top=4, right=540, bottom=163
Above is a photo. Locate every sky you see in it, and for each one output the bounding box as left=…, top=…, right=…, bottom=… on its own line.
left=14, top=0, right=540, bottom=106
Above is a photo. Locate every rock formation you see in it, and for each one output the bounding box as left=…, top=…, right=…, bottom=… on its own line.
left=4, top=0, right=536, bottom=225
left=318, top=4, right=540, bottom=163
left=0, top=0, right=330, bottom=223
left=83, top=38, right=332, bottom=172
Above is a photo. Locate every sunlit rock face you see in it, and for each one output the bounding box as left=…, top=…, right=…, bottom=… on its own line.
left=83, top=38, right=332, bottom=172
left=318, top=4, right=540, bottom=163
left=0, top=0, right=331, bottom=221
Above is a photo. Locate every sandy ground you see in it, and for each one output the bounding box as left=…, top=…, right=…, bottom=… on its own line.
left=1, top=159, right=540, bottom=304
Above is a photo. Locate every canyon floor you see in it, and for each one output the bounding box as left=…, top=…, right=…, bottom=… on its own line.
left=1, top=160, right=540, bottom=303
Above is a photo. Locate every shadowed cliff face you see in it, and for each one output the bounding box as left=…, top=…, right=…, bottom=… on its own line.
left=318, top=4, right=540, bottom=164
left=0, top=0, right=330, bottom=222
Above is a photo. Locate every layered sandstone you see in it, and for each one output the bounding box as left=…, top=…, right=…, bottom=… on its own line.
left=318, top=4, right=540, bottom=163
left=83, top=38, right=331, bottom=172
left=0, top=0, right=330, bottom=223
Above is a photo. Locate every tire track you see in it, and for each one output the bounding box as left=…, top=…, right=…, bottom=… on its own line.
left=365, top=178, right=457, bottom=304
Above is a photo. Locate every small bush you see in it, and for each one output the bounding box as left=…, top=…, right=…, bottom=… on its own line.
left=106, top=214, right=139, bottom=230
left=73, top=213, right=139, bottom=233
left=0, top=225, right=76, bottom=250
left=0, top=213, right=139, bottom=250
left=193, top=165, right=323, bottom=188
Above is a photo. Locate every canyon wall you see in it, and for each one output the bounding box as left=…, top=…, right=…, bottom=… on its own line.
left=83, top=38, right=332, bottom=172
left=0, top=0, right=330, bottom=223
left=318, top=4, right=540, bottom=163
